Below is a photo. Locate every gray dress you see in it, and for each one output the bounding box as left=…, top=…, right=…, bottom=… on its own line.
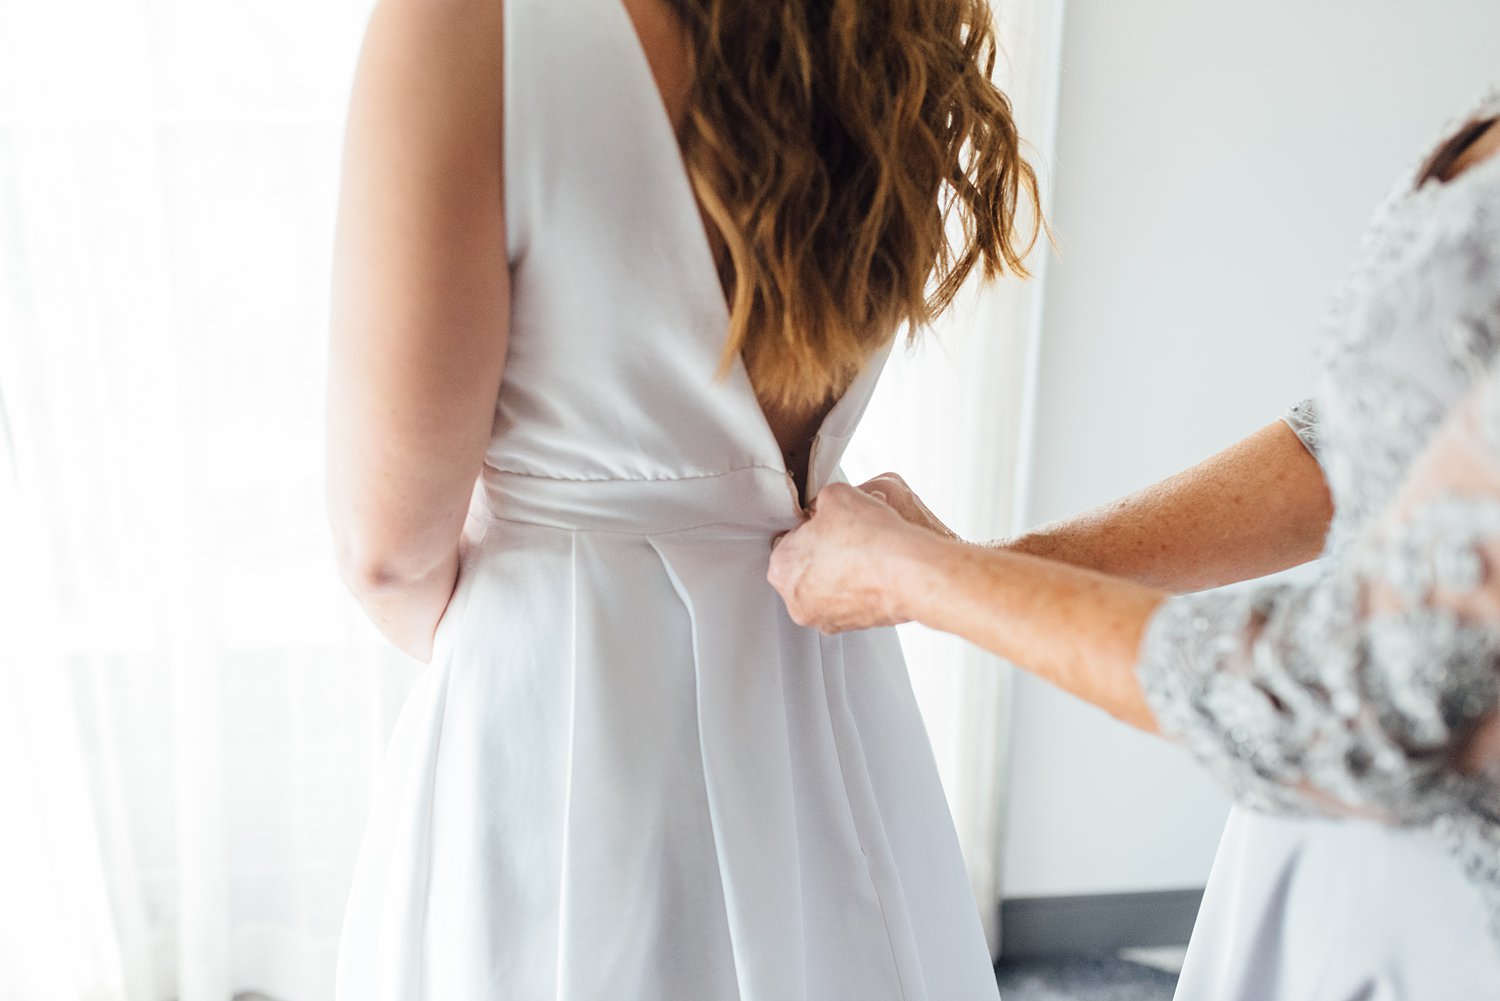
left=1137, top=88, right=1500, bottom=999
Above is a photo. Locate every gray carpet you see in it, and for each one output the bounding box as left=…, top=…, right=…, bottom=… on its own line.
left=995, top=954, right=1179, bottom=1001
left=236, top=955, right=1177, bottom=1001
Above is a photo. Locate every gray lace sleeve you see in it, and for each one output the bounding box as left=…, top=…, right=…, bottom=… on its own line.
left=1137, top=375, right=1500, bottom=825
left=1281, top=398, right=1322, bottom=461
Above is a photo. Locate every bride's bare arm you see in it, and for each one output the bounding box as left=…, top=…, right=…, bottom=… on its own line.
left=867, top=417, right=1332, bottom=593
left=325, top=0, right=509, bottom=662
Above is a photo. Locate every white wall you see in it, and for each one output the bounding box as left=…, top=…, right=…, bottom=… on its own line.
left=1002, top=0, right=1500, bottom=899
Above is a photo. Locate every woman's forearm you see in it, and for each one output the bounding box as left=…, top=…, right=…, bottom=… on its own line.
left=891, top=530, right=1166, bottom=731
left=998, top=420, right=1332, bottom=593
left=771, top=483, right=1167, bottom=729
left=772, top=418, right=1331, bottom=731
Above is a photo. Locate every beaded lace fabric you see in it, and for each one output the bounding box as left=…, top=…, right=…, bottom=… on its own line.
left=1136, top=87, right=1500, bottom=932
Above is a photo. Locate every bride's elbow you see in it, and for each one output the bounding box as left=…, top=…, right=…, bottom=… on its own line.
left=331, top=526, right=443, bottom=599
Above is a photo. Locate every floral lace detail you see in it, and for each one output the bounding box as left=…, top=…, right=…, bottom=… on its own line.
left=1281, top=398, right=1321, bottom=460
left=1137, top=85, right=1500, bottom=937
left=1440, top=816, right=1500, bottom=937
left=1139, top=579, right=1500, bottom=823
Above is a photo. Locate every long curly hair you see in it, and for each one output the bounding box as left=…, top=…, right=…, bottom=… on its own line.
left=666, top=0, right=1043, bottom=408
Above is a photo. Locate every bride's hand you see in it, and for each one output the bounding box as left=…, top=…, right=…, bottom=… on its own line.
left=858, top=472, right=959, bottom=540
left=768, top=482, right=932, bottom=633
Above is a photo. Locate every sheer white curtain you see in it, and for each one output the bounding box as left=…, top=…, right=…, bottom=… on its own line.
left=0, top=1, right=1064, bottom=998
left=0, top=2, right=403, bottom=999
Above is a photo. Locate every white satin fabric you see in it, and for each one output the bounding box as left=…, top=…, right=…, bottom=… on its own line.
left=331, top=0, right=999, bottom=997
left=1176, top=808, right=1500, bottom=1000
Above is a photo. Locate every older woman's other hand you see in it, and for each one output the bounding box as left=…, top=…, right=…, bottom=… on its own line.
left=859, top=472, right=960, bottom=540
left=768, top=481, right=933, bottom=633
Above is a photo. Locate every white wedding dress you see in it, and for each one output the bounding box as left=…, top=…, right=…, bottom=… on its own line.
left=331, top=1, right=999, bottom=998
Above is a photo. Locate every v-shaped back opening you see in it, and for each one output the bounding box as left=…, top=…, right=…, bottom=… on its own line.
left=610, top=0, right=868, bottom=505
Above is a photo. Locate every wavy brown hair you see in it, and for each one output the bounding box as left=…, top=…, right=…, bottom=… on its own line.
left=667, top=0, right=1043, bottom=408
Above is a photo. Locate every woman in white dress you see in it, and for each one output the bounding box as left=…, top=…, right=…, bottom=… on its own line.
left=323, top=0, right=1040, bottom=997
left=771, top=93, right=1500, bottom=997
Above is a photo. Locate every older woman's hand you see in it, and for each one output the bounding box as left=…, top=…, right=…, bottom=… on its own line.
left=768, top=480, right=936, bottom=633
